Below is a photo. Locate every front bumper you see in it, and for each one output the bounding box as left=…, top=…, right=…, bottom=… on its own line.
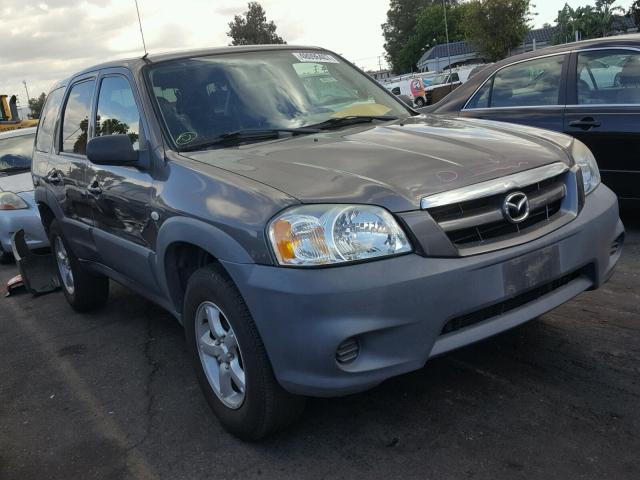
left=222, top=185, right=623, bottom=397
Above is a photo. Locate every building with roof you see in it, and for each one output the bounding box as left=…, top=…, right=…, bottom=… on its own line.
left=416, top=17, right=638, bottom=73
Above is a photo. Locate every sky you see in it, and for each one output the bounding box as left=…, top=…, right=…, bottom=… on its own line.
left=1, top=0, right=636, bottom=108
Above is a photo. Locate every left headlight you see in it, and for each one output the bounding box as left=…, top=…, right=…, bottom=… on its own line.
left=571, top=139, right=600, bottom=195
left=0, top=192, right=29, bottom=210
left=268, top=204, right=412, bottom=266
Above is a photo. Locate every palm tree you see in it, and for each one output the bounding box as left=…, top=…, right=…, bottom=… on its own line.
left=594, top=0, right=625, bottom=37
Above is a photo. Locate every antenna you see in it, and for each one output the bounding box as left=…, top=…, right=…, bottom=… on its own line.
left=134, top=0, right=148, bottom=56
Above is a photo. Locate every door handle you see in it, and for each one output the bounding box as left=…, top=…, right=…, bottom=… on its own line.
left=87, top=182, right=102, bottom=196
left=568, top=117, right=601, bottom=130
left=46, top=172, right=62, bottom=185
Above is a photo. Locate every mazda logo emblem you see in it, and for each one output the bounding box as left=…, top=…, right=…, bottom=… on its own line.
left=503, top=191, right=530, bottom=224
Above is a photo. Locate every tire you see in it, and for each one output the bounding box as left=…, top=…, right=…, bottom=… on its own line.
left=184, top=264, right=304, bottom=441
left=415, top=96, right=426, bottom=107
left=49, top=219, right=109, bottom=312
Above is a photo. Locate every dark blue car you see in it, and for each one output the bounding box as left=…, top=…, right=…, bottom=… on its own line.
left=424, top=34, right=640, bottom=206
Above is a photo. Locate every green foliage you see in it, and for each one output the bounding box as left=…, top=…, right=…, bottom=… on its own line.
left=464, top=0, right=531, bottom=61
left=399, top=3, right=471, bottom=72
left=27, top=92, right=46, bottom=120
left=227, top=2, right=285, bottom=46
left=382, top=0, right=444, bottom=73
left=631, top=1, right=640, bottom=26
left=553, top=0, right=626, bottom=44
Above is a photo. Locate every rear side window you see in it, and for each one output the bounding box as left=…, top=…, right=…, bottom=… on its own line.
left=0, top=133, right=36, bottom=173
left=466, top=55, right=565, bottom=109
left=96, top=76, right=141, bottom=150
left=35, top=87, right=64, bottom=152
left=577, top=49, right=640, bottom=105
left=61, top=79, right=95, bottom=154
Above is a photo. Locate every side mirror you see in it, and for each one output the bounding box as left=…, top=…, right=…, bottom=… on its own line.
left=87, top=135, right=138, bottom=166
left=397, top=94, right=414, bottom=107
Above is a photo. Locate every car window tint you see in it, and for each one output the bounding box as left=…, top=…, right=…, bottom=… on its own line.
left=466, top=79, right=492, bottom=109
left=96, top=76, right=141, bottom=150
left=577, top=50, right=640, bottom=105
left=489, top=55, right=565, bottom=108
left=451, top=73, right=460, bottom=82
left=61, top=79, right=95, bottom=154
left=35, top=87, right=64, bottom=152
left=0, top=133, right=36, bottom=172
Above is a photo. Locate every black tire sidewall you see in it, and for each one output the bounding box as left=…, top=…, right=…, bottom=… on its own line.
left=184, top=266, right=292, bottom=440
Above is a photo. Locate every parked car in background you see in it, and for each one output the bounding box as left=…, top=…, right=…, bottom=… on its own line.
left=0, top=127, right=48, bottom=262
left=424, top=67, right=476, bottom=105
left=423, top=34, right=640, bottom=206
left=33, top=45, right=622, bottom=440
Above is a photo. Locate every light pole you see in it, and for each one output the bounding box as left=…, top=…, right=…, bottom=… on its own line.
left=442, top=0, right=453, bottom=83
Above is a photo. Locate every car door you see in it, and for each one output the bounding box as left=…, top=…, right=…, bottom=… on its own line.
left=564, top=48, right=640, bottom=202
left=86, top=69, right=159, bottom=293
left=459, top=53, right=569, bottom=132
left=54, top=76, right=98, bottom=260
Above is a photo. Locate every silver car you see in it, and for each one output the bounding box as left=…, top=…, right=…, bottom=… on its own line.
left=0, top=127, right=48, bottom=262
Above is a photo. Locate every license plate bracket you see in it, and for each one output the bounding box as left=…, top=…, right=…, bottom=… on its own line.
left=503, top=245, right=561, bottom=297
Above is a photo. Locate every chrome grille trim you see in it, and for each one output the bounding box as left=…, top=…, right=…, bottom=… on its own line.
left=438, top=182, right=567, bottom=232
left=420, top=162, right=569, bottom=210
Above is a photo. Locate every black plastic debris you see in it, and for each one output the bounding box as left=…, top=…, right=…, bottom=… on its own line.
left=9, top=229, right=60, bottom=295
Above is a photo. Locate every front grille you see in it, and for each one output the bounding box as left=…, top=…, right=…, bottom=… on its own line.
left=440, top=267, right=586, bottom=335
left=427, top=173, right=567, bottom=248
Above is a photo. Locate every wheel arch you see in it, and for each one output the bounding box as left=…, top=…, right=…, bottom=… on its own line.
left=155, top=216, right=257, bottom=316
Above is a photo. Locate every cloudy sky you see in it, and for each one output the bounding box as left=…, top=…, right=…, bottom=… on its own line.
left=1, top=0, right=635, bottom=107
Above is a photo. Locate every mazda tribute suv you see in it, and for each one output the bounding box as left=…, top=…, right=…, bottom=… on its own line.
left=32, top=46, right=624, bottom=440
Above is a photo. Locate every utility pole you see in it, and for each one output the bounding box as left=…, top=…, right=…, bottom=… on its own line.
left=378, top=56, right=383, bottom=72
left=443, top=0, right=453, bottom=80
left=23, top=80, right=30, bottom=102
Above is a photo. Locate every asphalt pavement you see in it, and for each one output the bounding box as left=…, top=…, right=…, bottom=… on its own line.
left=1, top=214, right=638, bottom=480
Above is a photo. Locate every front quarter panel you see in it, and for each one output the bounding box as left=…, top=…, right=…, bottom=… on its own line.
left=154, top=151, right=299, bottom=265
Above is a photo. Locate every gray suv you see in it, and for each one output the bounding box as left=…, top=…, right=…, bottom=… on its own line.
left=32, top=46, right=624, bottom=440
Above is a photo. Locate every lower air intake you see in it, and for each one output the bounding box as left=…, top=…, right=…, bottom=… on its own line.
left=336, top=338, right=359, bottom=365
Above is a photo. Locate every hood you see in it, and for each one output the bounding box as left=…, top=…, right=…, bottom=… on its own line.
left=182, top=115, right=573, bottom=212
left=0, top=171, right=34, bottom=194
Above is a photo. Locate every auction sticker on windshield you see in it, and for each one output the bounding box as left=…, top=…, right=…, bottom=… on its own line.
left=292, top=52, right=339, bottom=63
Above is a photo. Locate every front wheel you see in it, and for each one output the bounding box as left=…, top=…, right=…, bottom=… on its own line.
left=184, top=264, right=304, bottom=441
left=414, top=96, right=426, bottom=107
left=49, top=219, right=109, bottom=311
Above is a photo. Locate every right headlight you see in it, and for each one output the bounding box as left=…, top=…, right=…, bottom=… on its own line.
left=571, top=139, right=600, bottom=195
left=268, top=204, right=412, bottom=266
left=0, top=192, right=28, bottom=210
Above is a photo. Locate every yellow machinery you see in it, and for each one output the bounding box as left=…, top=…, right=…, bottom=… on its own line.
left=0, top=95, right=38, bottom=132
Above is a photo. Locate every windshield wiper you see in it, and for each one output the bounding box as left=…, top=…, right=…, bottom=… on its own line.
left=180, top=128, right=321, bottom=152
left=305, top=115, right=399, bottom=131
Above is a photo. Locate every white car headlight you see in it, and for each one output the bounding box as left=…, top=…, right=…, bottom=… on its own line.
left=0, top=192, right=28, bottom=210
left=571, top=139, right=600, bottom=195
left=268, top=204, right=412, bottom=266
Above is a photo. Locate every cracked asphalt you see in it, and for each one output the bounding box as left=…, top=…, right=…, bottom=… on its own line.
left=1, top=214, right=638, bottom=480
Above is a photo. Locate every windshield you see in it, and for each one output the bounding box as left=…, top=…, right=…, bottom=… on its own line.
left=146, top=50, right=410, bottom=150
left=0, top=133, right=35, bottom=175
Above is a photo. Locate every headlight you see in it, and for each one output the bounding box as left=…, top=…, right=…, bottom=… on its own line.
left=268, top=204, right=412, bottom=266
left=0, top=192, right=28, bottom=210
left=571, top=139, right=600, bottom=195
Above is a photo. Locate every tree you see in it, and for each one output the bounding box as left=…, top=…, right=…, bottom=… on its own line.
left=227, top=2, right=285, bottom=46
left=398, top=2, right=471, bottom=72
left=594, top=0, right=624, bottom=36
left=382, top=0, right=447, bottom=73
left=631, top=0, right=640, bottom=26
left=28, top=92, right=46, bottom=120
left=464, top=0, right=531, bottom=61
